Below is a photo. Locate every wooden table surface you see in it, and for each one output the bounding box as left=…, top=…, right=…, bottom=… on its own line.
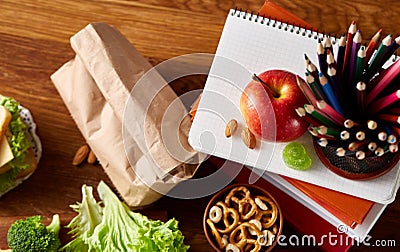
left=0, top=0, right=399, bottom=251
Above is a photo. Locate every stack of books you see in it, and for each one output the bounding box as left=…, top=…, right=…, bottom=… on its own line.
left=189, top=1, right=399, bottom=251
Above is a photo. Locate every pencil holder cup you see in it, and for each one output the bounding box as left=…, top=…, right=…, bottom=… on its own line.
left=313, top=139, right=399, bottom=180
left=298, top=22, right=400, bottom=180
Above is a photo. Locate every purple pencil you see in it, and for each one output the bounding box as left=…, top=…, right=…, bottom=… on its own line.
left=348, top=30, right=362, bottom=86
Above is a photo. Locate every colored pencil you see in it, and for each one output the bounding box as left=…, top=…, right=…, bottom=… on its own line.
left=366, top=33, right=392, bottom=79
left=319, top=73, right=344, bottom=115
left=317, top=137, right=329, bottom=147
left=368, top=142, right=378, bottom=151
left=342, top=21, right=357, bottom=79
left=356, top=150, right=366, bottom=160
left=388, top=134, right=397, bottom=144
left=296, top=75, right=318, bottom=106
left=356, top=130, right=366, bottom=141
left=336, top=147, right=347, bottom=157
left=348, top=139, right=369, bottom=151
left=366, top=59, right=400, bottom=103
left=317, top=100, right=346, bottom=125
left=345, top=119, right=361, bottom=129
left=336, top=33, right=346, bottom=75
left=384, top=126, right=397, bottom=144
left=356, top=81, right=367, bottom=114
left=349, top=30, right=362, bottom=86
left=365, top=29, right=382, bottom=63
left=317, top=125, right=341, bottom=138
left=367, top=89, right=400, bottom=114
left=306, top=74, right=326, bottom=101
left=355, top=46, right=366, bottom=84
left=340, top=130, right=351, bottom=140
left=375, top=147, right=385, bottom=156
left=295, top=107, right=322, bottom=126
left=304, top=104, right=339, bottom=128
left=326, top=49, right=337, bottom=69
left=317, top=38, right=327, bottom=76
left=304, top=53, right=311, bottom=68
left=389, top=143, right=399, bottom=153
left=381, top=35, right=400, bottom=65
left=367, top=120, right=378, bottom=130
left=387, top=107, right=400, bottom=115
left=308, top=127, right=336, bottom=140
left=377, top=114, right=400, bottom=125
left=327, top=66, right=344, bottom=99
left=324, top=36, right=334, bottom=58
left=378, top=131, right=388, bottom=141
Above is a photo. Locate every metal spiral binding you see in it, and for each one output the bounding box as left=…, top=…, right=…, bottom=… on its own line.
left=231, top=8, right=338, bottom=44
left=231, top=8, right=398, bottom=61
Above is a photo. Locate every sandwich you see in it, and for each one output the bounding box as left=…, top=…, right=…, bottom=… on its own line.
left=0, top=95, right=37, bottom=196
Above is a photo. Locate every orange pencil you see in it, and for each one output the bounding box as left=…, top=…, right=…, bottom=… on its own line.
left=365, top=29, right=382, bottom=63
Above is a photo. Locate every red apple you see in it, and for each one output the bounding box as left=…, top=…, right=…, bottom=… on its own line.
left=240, top=69, right=309, bottom=142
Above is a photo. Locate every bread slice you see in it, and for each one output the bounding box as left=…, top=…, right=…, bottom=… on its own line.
left=0, top=106, right=11, bottom=138
left=16, top=148, right=38, bottom=179
left=0, top=105, right=37, bottom=177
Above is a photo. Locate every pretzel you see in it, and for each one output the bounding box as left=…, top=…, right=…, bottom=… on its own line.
left=248, top=219, right=262, bottom=235
left=221, top=235, right=229, bottom=248
left=229, top=222, right=262, bottom=252
left=254, top=195, right=278, bottom=229
left=226, top=243, right=240, bottom=252
left=225, top=186, right=258, bottom=220
left=206, top=218, right=225, bottom=249
left=216, top=201, right=240, bottom=234
left=209, top=205, right=223, bottom=223
left=207, top=186, right=281, bottom=251
left=255, top=197, right=268, bottom=210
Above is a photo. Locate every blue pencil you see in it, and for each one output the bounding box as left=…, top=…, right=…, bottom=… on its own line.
left=319, top=72, right=345, bottom=115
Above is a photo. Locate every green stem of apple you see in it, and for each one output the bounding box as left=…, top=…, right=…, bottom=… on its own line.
left=252, top=74, right=280, bottom=98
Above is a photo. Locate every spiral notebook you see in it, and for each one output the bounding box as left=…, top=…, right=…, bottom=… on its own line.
left=188, top=9, right=400, bottom=204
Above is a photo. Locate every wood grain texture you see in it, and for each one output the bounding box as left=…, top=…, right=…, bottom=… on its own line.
left=0, top=0, right=399, bottom=251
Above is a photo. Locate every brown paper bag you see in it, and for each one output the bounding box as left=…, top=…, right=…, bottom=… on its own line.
left=51, top=23, right=199, bottom=207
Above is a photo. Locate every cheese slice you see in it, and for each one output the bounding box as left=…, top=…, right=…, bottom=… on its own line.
left=0, top=135, right=14, bottom=167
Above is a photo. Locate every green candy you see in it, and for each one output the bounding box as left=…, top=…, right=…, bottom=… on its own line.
left=283, top=142, right=312, bottom=170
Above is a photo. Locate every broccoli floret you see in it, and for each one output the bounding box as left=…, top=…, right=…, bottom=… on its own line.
left=7, top=214, right=61, bottom=252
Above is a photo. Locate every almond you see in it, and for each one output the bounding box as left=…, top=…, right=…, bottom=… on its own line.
left=87, top=149, right=97, bottom=164
left=241, top=128, right=256, bottom=149
left=225, top=119, right=238, bottom=137
left=72, top=144, right=90, bottom=166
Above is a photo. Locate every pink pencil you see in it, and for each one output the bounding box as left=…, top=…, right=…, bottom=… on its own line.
left=368, top=89, right=400, bottom=114
left=316, top=100, right=346, bottom=125
left=367, top=59, right=400, bottom=104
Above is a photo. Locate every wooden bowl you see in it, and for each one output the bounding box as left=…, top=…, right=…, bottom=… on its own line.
left=313, top=139, right=400, bottom=180
left=203, top=183, right=283, bottom=252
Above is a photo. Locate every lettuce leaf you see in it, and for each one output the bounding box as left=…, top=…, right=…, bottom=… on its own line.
left=60, top=185, right=103, bottom=252
left=0, top=96, right=31, bottom=194
left=61, top=181, right=189, bottom=252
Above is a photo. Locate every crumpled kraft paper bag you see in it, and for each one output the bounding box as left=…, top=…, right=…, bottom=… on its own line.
left=51, top=22, right=200, bottom=207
